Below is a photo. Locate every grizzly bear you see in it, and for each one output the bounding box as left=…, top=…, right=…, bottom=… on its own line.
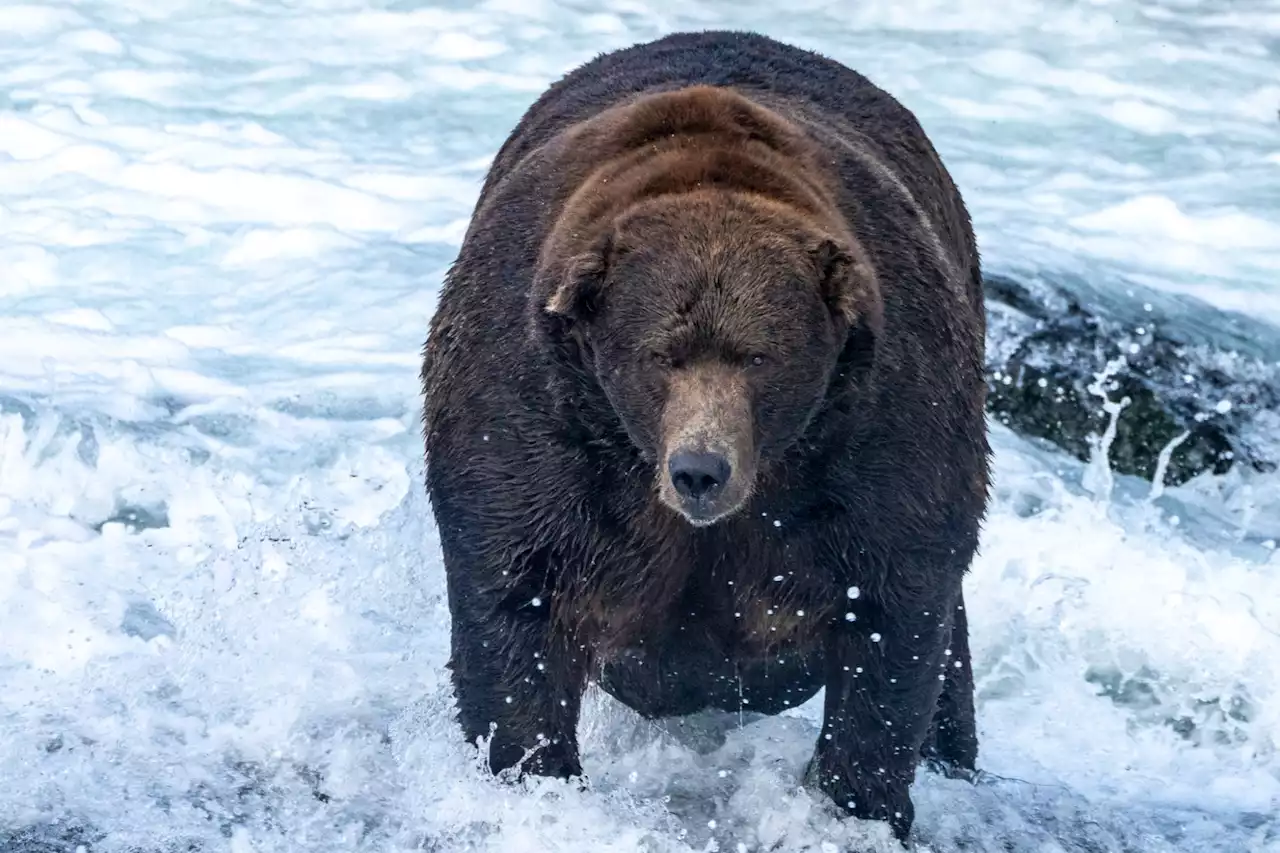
left=421, top=30, right=989, bottom=844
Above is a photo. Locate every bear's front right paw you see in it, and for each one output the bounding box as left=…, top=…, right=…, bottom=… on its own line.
left=488, top=734, right=583, bottom=782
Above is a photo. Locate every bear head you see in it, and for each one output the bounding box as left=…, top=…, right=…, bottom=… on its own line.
left=533, top=87, right=882, bottom=526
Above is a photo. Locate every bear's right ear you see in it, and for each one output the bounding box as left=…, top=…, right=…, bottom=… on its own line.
left=542, top=232, right=615, bottom=323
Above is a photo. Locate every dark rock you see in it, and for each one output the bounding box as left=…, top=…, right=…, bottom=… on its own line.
left=983, top=270, right=1280, bottom=486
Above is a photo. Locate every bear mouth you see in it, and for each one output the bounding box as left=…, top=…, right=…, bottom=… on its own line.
left=665, top=494, right=745, bottom=527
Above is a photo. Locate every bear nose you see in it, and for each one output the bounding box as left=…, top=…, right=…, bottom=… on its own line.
left=669, top=450, right=731, bottom=502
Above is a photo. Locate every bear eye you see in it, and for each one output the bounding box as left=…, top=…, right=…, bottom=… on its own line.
left=651, top=351, right=672, bottom=368
left=749, top=354, right=769, bottom=368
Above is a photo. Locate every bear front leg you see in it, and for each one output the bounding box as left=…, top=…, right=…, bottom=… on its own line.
left=447, top=577, right=590, bottom=781
left=919, top=590, right=978, bottom=777
left=811, top=583, right=961, bottom=844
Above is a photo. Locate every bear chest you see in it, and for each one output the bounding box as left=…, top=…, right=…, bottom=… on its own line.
left=671, top=537, right=844, bottom=654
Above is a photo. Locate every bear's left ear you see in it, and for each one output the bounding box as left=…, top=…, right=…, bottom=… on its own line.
left=813, top=237, right=883, bottom=381
left=812, top=237, right=882, bottom=332
left=541, top=232, right=615, bottom=323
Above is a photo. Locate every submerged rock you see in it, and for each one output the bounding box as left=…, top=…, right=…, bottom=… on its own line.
left=983, top=270, right=1280, bottom=486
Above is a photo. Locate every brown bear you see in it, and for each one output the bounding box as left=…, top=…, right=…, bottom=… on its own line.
left=421, top=30, right=989, bottom=844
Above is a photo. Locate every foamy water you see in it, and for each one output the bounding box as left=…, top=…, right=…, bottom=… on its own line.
left=1, top=1, right=1278, bottom=851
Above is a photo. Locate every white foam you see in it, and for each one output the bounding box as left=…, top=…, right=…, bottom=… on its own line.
left=56, top=28, right=125, bottom=55
left=1099, top=99, right=1181, bottom=135
left=90, top=68, right=193, bottom=99
left=0, top=5, right=81, bottom=38
left=0, top=245, right=60, bottom=294
left=0, top=114, right=69, bottom=159
left=221, top=227, right=358, bottom=266
left=1072, top=195, right=1280, bottom=251
left=46, top=308, right=115, bottom=332
left=110, top=163, right=413, bottom=231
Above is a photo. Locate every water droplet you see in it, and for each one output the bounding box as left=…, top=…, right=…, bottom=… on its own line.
left=844, top=612, right=856, bottom=622
left=847, top=586, right=860, bottom=599
left=870, top=632, right=882, bottom=643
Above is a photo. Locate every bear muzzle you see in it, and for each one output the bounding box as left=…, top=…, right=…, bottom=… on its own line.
left=658, top=365, right=756, bottom=525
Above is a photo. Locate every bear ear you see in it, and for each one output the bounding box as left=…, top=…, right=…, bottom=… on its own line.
left=813, top=237, right=883, bottom=381
left=543, top=232, right=615, bottom=322
left=812, top=237, right=879, bottom=330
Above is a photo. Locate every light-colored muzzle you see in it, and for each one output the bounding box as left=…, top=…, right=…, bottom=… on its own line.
left=658, top=364, right=757, bottom=526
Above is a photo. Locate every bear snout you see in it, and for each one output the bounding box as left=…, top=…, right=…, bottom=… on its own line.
left=668, top=448, right=731, bottom=503
left=658, top=365, right=756, bottom=525
left=662, top=441, right=745, bottom=524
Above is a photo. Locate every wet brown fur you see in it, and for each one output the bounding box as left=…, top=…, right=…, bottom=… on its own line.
left=535, top=84, right=878, bottom=330
left=522, top=86, right=888, bottom=656
left=423, top=31, right=989, bottom=844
